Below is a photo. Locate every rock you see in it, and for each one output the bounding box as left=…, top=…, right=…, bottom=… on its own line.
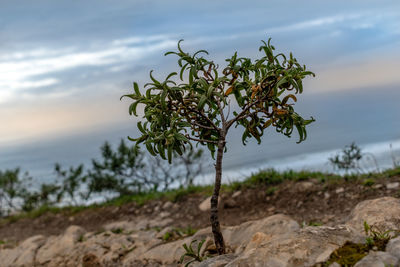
left=104, top=220, right=133, bottom=232
left=386, top=236, right=400, bottom=259
left=223, top=198, right=238, bottom=209
left=373, top=184, right=383, bottom=189
left=199, top=196, right=220, bottom=212
left=82, top=253, right=101, bottom=267
left=222, top=214, right=300, bottom=253
left=141, top=214, right=299, bottom=264
left=328, top=263, right=341, bottom=267
left=158, top=211, right=170, bottom=219
left=335, top=187, right=345, bottom=194
left=162, top=201, right=173, bottom=210
left=0, top=235, right=46, bottom=267
left=324, top=192, right=330, bottom=199
left=195, top=254, right=237, bottom=267
left=295, top=181, right=314, bottom=192
left=353, top=251, right=398, bottom=267
left=386, top=182, right=399, bottom=190
left=226, top=225, right=362, bottom=267
left=155, top=226, right=172, bottom=237
left=232, top=191, right=241, bottom=198
left=346, top=197, right=400, bottom=235
left=36, top=225, right=86, bottom=265
left=140, top=236, right=191, bottom=264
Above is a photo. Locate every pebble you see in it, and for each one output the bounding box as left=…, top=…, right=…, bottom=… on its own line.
left=232, top=191, right=242, bottom=198
left=386, top=182, right=399, bottom=190
left=335, top=187, right=344, bottom=194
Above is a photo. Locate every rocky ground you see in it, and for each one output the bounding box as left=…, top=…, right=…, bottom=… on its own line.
left=1, top=175, right=400, bottom=266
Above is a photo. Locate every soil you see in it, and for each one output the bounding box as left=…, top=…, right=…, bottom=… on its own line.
left=1, top=175, right=400, bottom=244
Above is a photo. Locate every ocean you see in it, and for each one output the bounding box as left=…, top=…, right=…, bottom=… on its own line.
left=1, top=86, right=400, bottom=186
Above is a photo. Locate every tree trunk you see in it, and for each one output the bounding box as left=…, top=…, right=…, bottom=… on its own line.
left=210, top=137, right=226, bottom=255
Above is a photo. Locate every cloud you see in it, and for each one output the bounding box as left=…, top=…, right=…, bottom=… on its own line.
left=0, top=35, right=177, bottom=103
left=308, top=56, right=400, bottom=93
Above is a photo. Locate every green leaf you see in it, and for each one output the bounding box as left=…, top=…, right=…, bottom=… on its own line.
left=129, top=101, right=139, bottom=116
left=161, top=90, right=167, bottom=109
left=167, top=146, right=172, bottom=164
left=198, top=95, right=207, bottom=110
left=133, top=82, right=140, bottom=95
left=166, top=72, right=177, bottom=80
left=174, top=133, right=189, bottom=142
left=137, top=122, right=146, bottom=134
left=207, top=86, right=214, bottom=98
left=146, top=142, right=156, bottom=156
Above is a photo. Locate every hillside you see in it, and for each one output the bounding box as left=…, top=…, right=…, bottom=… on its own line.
left=1, top=168, right=400, bottom=266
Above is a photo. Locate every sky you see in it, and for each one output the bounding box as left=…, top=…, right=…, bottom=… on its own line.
left=1, top=0, right=400, bottom=181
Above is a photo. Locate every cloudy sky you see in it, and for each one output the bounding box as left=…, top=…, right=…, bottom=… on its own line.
left=1, top=0, right=400, bottom=179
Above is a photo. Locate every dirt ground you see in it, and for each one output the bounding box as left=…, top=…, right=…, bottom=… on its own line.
left=1, top=175, right=400, bottom=244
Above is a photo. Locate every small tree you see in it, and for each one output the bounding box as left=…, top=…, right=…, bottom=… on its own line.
left=329, top=142, right=363, bottom=174
left=122, top=38, right=315, bottom=254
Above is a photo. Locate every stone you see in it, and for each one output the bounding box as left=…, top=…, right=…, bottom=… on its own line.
left=295, top=181, right=314, bottom=192
left=104, top=220, right=133, bottom=232
left=386, top=236, right=400, bottom=259
left=223, top=198, right=238, bottom=209
left=226, top=225, right=362, bottom=267
left=386, top=182, right=399, bottom=190
left=195, top=254, right=237, bottom=267
left=222, top=214, right=300, bottom=253
left=82, top=253, right=101, bottom=267
left=353, top=251, right=398, bottom=267
left=373, top=184, right=383, bottom=189
left=199, top=196, right=220, bottom=212
left=324, top=192, right=330, bottom=199
left=335, top=187, right=345, bottom=194
left=232, top=191, right=241, bottom=198
left=36, top=225, right=86, bottom=265
left=158, top=211, right=170, bottom=219
left=346, top=197, right=400, bottom=235
left=0, top=235, right=46, bottom=267
left=162, top=201, right=173, bottom=210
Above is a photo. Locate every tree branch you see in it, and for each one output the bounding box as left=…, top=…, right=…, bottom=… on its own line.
left=191, top=121, right=215, bottom=130
left=226, top=98, right=261, bottom=129
left=187, top=107, right=220, bottom=131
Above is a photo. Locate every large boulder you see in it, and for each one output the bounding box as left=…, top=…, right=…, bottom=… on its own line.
left=226, top=225, right=362, bottom=267
left=353, top=251, right=399, bottom=267
left=35, top=225, right=86, bottom=266
left=0, top=235, right=46, bottom=267
left=138, top=214, right=299, bottom=264
left=222, top=214, right=300, bottom=253
left=346, top=197, right=400, bottom=234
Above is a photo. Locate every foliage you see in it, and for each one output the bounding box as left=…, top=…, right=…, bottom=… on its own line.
left=363, top=221, right=399, bottom=250
left=88, top=139, right=204, bottom=197
left=329, top=142, right=363, bottom=173
left=55, top=163, right=86, bottom=204
left=179, top=239, right=207, bottom=266
left=0, top=168, right=28, bottom=215
left=122, top=38, right=314, bottom=161
left=0, top=139, right=204, bottom=216
left=321, top=222, right=399, bottom=266
left=161, top=226, right=197, bottom=242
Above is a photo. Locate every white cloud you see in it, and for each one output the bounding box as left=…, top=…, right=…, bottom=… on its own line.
left=270, top=14, right=362, bottom=32
left=0, top=35, right=177, bottom=103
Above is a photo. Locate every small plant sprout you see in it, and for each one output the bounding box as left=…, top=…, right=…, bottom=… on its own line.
left=122, top=38, right=315, bottom=254
left=179, top=239, right=206, bottom=266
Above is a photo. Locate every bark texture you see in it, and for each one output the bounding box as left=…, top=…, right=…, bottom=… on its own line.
left=210, top=138, right=226, bottom=254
